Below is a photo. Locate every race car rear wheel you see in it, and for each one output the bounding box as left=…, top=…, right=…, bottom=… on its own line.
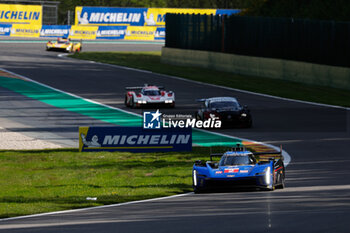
left=124, top=95, right=127, bottom=106
left=130, top=97, right=135, bottom=108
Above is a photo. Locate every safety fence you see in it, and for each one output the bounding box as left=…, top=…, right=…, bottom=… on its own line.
left=166, top=14, right=350, bottom=67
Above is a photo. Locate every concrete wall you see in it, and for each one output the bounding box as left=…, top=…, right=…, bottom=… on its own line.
left=161, top=47, right=350, bottom=91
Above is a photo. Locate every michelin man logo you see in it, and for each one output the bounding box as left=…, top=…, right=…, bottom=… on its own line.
left=143, top=12, right=156, bottom=26
left=77, top=11, right=89, bottom=24
left=143, top=109, right=161, bottom=129
left=81, top=133, right=101, bottom=147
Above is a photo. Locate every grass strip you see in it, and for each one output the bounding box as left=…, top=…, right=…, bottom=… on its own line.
left=70, top=51, right=350, bottom=107
left=0, top=147, right=216, bottom=218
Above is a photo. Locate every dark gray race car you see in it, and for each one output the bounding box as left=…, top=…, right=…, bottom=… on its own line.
left=195, top=97, right=252, bottom=128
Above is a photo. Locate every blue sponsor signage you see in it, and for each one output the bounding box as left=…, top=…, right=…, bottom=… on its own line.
left=76, top=7, right=146, bottom=26
left=96, top=25, right=127, bottom=39
left=216, top=9, right=241, bottom=15
left=154, top=27, right=165, bottom=40
left=0, top=24, right=11, bottom=36
left=79, top=126, right=192, bottom=152
left=40, top=25, right=70, bottom=37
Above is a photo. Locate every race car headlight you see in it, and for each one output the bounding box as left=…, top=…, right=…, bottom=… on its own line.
left=137, top=100, right=147, bottom=104
left=241, top=113, right=247, bottom=117
left=193, top=170, right=197, bottom=186
left=264, top=166, right=271, bottom=185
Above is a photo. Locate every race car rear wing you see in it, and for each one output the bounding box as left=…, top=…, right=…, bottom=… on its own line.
left=125, top=84, right=164, bottom=91
left=125, top=87, right=144, bottom=91
left=209, top=145, right=283, bottom=161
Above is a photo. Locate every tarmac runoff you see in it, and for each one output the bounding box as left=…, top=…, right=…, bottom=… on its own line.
left=0, top=68, right=290, bottom=165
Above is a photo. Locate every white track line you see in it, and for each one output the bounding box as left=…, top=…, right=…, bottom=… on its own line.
left=0, top=193, right=192, bottom=222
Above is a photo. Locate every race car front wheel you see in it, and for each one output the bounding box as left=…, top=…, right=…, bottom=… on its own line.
left=275, top=173, right=285, bottom=189
left=130, top=97, right=135, bottom=108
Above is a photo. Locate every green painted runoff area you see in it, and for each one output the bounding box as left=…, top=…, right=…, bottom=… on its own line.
left=0, top=76, right=241, bottom=147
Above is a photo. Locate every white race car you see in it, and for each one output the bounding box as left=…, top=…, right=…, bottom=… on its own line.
left=124, top=84, right=175, bottom=108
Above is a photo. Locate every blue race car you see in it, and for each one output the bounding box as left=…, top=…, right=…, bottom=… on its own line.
left=192, top=146, right=285, bottom=193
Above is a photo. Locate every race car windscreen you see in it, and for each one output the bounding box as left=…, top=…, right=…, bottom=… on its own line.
left=57, top=41, right=69, bottom=44
left=143, top=90, right=161, bottom=96
left=209, top=101, right=239, bottom=109
left=219, top=155, right=256, bottom=166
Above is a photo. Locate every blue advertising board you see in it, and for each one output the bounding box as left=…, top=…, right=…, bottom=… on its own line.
left=79, top=126, right=192, bottom=152
left=96, top=25, right=127, bottom=39
left=216, top=9, right=241, bottom=15
left=40, top=25, right=70, bottom=37
left=0, top=24, right=11, bottom=36
left=75, top=7, right=147, bottom=26
left=154, top=27, right=165, bottom=40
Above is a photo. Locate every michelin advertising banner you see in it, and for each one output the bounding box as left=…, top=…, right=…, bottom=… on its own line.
left=40, top=25, right=70, bottom=38
left=0, top=4, right=42, bottom=25
left=79, top=126, right=192, bottom=152
left=69, top=25, right=98, bottom=40
left=75, top=7, right=240, bottom=26
left=1, top=24, right=71, bottom=38
left=0, top=7, right=239, bottom=40
left=96, top=25, right=127, bottom=39
left=10, top=24, right=41, bottom=37
left=0, top=24, right=163, bottom=40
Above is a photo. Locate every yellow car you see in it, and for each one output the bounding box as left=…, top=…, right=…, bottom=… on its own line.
left=46, top=38, right=82, bottom=53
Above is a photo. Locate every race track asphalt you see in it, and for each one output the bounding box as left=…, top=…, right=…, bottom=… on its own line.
left=0, top=41, right=349, bottom=233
